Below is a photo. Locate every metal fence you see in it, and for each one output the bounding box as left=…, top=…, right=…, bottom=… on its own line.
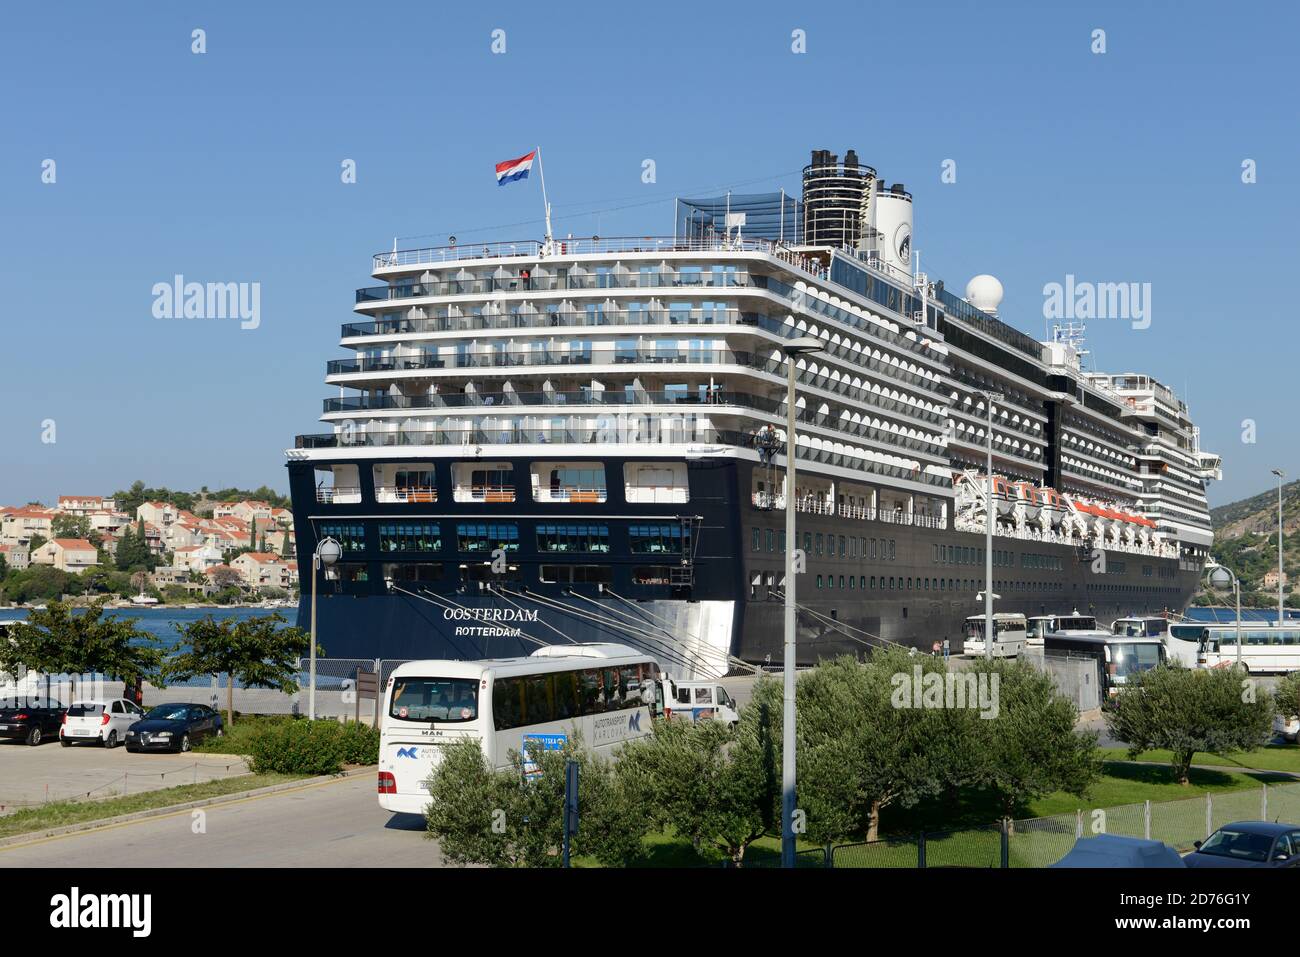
left=1, top=658, right=413, bottom=720
left=1020, top=648, right=1101, bottom=712
left=822, top=782, right=1300, bottom=867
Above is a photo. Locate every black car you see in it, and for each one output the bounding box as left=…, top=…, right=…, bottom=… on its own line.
left=0, top=698, right=66, bottom=746
left=124, top=703, right=224, bottom=753
left=1183, top=821, right=1300, bottom=868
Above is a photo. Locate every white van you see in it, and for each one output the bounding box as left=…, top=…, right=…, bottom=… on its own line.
left=664, top=680, right=739, bottom=727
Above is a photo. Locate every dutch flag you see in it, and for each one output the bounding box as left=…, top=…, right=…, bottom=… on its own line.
left=495, top=150, right=537, bottom=186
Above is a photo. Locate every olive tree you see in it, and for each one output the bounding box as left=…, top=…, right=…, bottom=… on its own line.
left=1106, top=664, right=1274, bottom=784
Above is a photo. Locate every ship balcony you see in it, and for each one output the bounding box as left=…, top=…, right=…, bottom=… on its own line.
left=315, top=485, right=361, bottom=504
left=295, top=422, right=952, bottom=490
left=325, top=349, right=949, bottom=430
left=322, top=389, right=950, bottom=463
left=355, top=266, right=753, bottom=305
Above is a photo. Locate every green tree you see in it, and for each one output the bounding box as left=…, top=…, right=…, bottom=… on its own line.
left=1107, top=665, right=1275, bottom=784
left=0, top=599, right=161, bottom=690
left=616, top=718, right=767, bottom=864
left=51, top=513, right=92, bottom=541
left=424, top=735, right=647, bottom=868
left=966, top=658, right=1101, bottom=822
left=29, top=533, right=47, bottom=552
left=279, top=532, right=293, bottom=559
left=162, top=613, right=313, bottom=726
left=1273, top=672, right=1300, bottom=725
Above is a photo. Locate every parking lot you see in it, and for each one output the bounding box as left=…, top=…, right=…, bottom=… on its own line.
left=0, top=739, right=250, bottom=812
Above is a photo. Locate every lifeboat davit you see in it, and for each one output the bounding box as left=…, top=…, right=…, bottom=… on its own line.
left=1014, top=481, right=1041, bottom=522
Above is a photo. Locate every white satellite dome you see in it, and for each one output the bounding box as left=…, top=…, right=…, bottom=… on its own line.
left=965, top=274, right=1004, bottom=314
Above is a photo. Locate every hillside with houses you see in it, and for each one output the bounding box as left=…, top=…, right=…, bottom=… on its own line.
left=1199, top=478, right=1300, bottom=608
left=0, top=484, right=297, bottom=606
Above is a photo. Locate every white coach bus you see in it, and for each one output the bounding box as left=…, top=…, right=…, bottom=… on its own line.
left=378, top=643, right=665, bottom=815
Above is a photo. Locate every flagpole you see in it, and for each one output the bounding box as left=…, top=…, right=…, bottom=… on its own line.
left=535, top=146, right=554, bottom=252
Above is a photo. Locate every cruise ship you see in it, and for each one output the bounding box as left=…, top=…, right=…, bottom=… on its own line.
left=285, top=148, right=1222, bottom=676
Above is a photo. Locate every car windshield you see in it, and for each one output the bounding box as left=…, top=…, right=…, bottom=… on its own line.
left=1197, top=829, right=1275, bottom=862
left=390, top=677, right=479, bottom=722
left=145, top=706, right=190, bottom=721
left=68, top=704, right=105, bottom=716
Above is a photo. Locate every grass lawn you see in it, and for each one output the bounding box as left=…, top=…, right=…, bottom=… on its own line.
left=1097, top=744, right=1300, bottom=774
left=0, top=772, right=304, bottom=840
left=581, top=761, right=1292, bottom=868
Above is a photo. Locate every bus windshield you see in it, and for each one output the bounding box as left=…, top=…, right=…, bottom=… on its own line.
left=389, top=677, right=480, bottom=722
left=1110, top=643, right=1163, bottom=678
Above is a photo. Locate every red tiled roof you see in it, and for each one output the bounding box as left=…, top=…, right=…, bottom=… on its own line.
left=49, top=538, right=96, bottom=551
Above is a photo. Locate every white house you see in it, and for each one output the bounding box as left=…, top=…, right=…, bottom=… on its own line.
left=31, top=538, right=99, bottom=573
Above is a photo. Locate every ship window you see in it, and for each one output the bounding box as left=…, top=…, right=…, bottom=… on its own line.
left=539, top=564, right=612, bottom=584
left=457, top=523, right=519, bottom=552
left=537, top=524, right=610, bottom=554
left=378, top=523, right=441, bottom=552
left=632, top=524, right=689, bottom=555
left=815, top=534, right=824, bottom=556
left=460, top=564, right=521, bottom=585
left=752, top=528, right=760, bottom=551
left=634, top=566, right=673, bottom=586
left=319, top=524, right=366, bottom=554
left=381, top=562, right=442, bottom=583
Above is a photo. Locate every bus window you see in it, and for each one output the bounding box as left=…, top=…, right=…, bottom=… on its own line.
left=525, top=674, right=553, bottom=725
left=494, top=676, right=525, bottom=730
left=554, top=671, right=579, bottom=720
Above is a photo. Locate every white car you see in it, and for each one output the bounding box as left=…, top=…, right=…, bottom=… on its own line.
left=60, top=698, right=146, bottom=748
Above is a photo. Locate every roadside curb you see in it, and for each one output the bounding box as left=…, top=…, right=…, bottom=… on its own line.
left=0, top=766, right=374, bottom=848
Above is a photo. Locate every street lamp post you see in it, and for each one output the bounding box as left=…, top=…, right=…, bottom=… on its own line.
left=780, top=335, right=823, bottom=869
left=981, top=392, right=1003, bottom=660
left=309, top=536, right=341, bottom=720
left=1207, top=565, right=1242, bottom=668
left=1272, top=469, right=1285, bottom=627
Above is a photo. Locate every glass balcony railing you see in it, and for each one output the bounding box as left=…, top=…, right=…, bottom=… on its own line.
left=295, top=426, right=952, bottom=489
left=322, top=389, right=947, bottom=457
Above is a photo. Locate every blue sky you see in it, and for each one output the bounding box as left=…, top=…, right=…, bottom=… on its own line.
left=1, top=0, right=1295, bottom=507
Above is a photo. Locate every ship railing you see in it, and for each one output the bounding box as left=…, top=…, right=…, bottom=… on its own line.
left=356, top=268, right=754, bottom=302
left=535, top=486, right=608, bottom=503
left=315, top=486, right=361, bottom=504
left=751, top=492, right=948, bottom=528
left=374, top=485, right=438, bottom=503
left=295, top=428, right=952, bottom=489
left=371, top=236, right=788, bottom=271
left=625, top=485, right=691, bottom=504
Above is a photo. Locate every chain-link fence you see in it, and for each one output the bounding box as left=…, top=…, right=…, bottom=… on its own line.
left=817, top=782, right=1300, bottom=867
left=1, top=658, right=410, bottom=720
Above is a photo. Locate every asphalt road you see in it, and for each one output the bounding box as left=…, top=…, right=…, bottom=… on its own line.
left=0, top=739, right=250, bottom=811
left=0, top=774, right=444, bottom=867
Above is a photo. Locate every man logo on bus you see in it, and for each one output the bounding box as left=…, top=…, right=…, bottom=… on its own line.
left=397, top=747, right=419, bottom=759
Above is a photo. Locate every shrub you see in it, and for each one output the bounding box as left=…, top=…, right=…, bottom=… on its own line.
left=338, top=720, right=380, bottom=765
left=244, top=718, right=381, bottom=774
left=246, top=719, right=347, bottom=775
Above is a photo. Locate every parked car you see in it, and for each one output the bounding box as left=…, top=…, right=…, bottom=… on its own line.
left=60, top=698, right=147, bottom=748
left=1051, top=834, right=1185, bottom=868
left=124, top=703, right=224, bottom=753
left=0, top=698, right=67, bottom=746
left=1183, top=821, right=1300, bottom=868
